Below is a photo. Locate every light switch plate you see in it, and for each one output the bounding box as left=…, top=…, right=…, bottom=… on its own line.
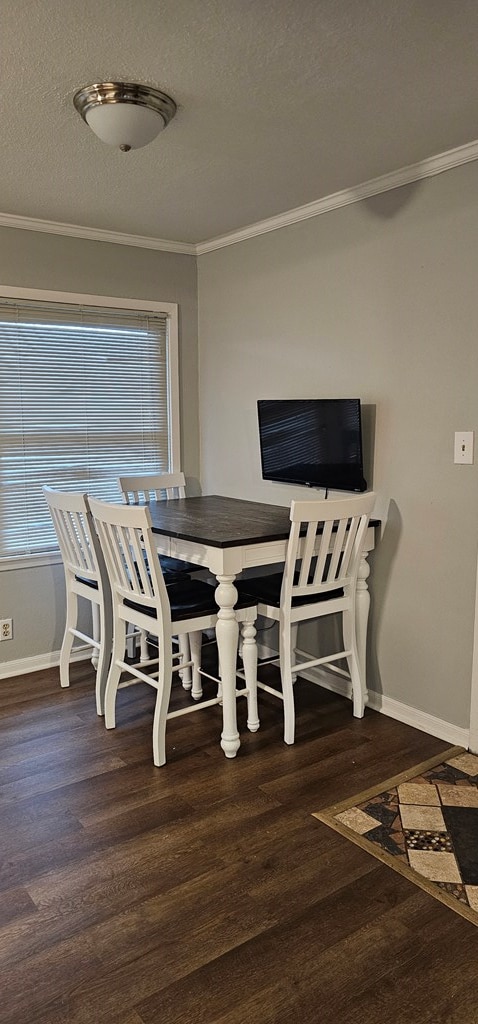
left=454, top=431, right=474, bottom=464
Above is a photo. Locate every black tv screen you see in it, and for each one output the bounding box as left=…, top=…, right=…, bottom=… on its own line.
left=257, top=398, right=367, bottom=493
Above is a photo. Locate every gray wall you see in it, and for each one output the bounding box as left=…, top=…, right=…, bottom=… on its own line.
left=0, top=227, right=198, bottom=665
left=197, top=162, right=478, bottom=730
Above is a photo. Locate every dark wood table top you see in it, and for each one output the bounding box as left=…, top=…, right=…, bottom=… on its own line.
left=148, top=494, right=292, bottom=547
left=147, top=494, right=379, bottom=549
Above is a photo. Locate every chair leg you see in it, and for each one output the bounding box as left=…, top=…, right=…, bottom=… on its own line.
left=343, top=607, right=366, bottom=718
left=279, top=620, right=295, bottom=745
left=60, top=591, right=78, bottom=688
left=104, top=617, right=127, bottom=730
left=139, top=628, right=149, bottom=663
left=126, top=622, right=137, bottom=659
left=179, top=634, right=192, bottom=690
left=91, top=603, right=100, bottom=670
left=152, top=645, right=173, bottom=767
left=95, top=596, right=113, bottom=718
left=240, top=618, right=259, bottom=732
left=189, top=631, right=204, bottom=699
left=290, top=623, right=299, bottom=682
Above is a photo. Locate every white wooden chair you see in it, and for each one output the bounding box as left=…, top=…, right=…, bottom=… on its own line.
left=42, top=486, right=112, bottom=717
left=236, top=492, right=376, bottom=745
left=118, top=470, right=187, bottom=504
left=118, top=471, right=202, bottom=575
left=89, top=497, right=259, bottom=767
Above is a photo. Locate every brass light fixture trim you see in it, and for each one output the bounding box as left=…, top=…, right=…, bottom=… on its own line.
left=73, top=81, right=177, bottom=152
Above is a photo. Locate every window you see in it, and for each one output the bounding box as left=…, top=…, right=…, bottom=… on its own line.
left=0, top=289, right=179, bottom=560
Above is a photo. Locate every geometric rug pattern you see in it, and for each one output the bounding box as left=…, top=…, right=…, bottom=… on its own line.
left=313, top=746, right=478, bottom=926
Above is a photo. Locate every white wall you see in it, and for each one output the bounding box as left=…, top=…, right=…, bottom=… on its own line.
left=197, top=162, right=478, bottom=731
left=0, top=227, right=198, bottom=667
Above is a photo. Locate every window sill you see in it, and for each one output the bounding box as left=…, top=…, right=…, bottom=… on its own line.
left=0, top=551, right=62, bottom=571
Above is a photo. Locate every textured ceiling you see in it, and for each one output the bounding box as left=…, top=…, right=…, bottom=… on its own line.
left=2, top=0, right=478, bottom=245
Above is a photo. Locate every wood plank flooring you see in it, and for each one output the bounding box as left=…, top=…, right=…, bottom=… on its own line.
left=1, top=660, right=477, bottom=1024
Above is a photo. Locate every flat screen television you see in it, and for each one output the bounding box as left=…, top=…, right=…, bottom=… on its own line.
left=257, top=398, right=367, bottom=493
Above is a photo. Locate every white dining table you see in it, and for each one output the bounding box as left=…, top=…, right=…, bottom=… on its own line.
left=148, top=494, right=378, bottom=758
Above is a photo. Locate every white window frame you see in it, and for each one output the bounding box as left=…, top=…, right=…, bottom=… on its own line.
left=0, top=285, right=180, bottom=571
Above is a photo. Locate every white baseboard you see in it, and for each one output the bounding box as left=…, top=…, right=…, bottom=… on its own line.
left=365, top=689, right=469, bottom=747
left=257, top=643, right=469, bottom=749
left=0, top=648, right=89, bottom=680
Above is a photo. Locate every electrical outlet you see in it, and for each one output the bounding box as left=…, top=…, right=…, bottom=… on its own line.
left=0, top=618, right=13, bottom=641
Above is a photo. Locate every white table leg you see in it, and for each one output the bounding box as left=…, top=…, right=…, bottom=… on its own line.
left=215, top=573, right=240, bottom=758
left=356, top=552, right=371, bottom=704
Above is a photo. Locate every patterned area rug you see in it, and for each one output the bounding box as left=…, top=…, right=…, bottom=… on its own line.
left=313, top=746, right=478, bottom=925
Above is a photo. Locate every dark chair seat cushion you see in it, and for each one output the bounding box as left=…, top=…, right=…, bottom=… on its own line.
left=159, top=554, right=203, bottom=576
left=124, top=579, right=256, bottom=623
left=76, top=563, right=184, bottom=591
left=74, top=575, right=99, bottom=590
left=236, top=572, right=343, bottom=609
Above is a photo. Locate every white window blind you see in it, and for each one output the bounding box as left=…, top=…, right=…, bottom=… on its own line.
left=0, top=297, right=174, bottom=558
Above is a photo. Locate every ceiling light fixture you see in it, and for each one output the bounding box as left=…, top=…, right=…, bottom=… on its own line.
left=73, top=81, right=177, bottom=152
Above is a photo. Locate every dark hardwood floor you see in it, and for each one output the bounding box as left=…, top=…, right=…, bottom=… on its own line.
left=1, top=657, right=477, bottom=1024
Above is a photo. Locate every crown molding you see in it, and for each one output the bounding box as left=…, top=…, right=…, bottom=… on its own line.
left=0, top=138, right=477, bottom=257
left=0, top=212, right=196, bottom=254
left=196, top=138, right=478, bottom=254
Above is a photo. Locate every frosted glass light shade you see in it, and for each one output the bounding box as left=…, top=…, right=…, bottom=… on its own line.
left=86, top=103, right=165, bottom=150
left=73, top=82, right=176, bottom=152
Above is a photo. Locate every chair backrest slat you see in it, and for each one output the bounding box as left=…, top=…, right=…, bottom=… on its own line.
left=102, top=523, right=125, bottom=591
left=326, top=516, right=347, bottom=582
left=118, top=472, right=186, bottom=505
left=340, top=514, right=361, bottom=579
left=118, top=524, right=140, bottom=593
left=312, top=518, right=334, bottom=586
left=298, top=520, right=318, bottom=585
left=282, top=493, right=376, bottom=606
